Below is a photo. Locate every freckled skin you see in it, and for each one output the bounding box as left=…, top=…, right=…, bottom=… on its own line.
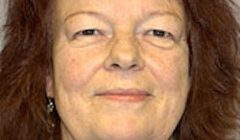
left=48, top=0, right=190, bottom=140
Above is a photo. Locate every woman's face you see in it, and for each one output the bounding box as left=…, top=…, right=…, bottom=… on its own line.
left=48, top=0, right=189, bottom=139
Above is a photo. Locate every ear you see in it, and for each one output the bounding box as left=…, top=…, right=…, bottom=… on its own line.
left=46, top=75, right=54, bottom=98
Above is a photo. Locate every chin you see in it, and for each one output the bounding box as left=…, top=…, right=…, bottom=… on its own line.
left=98, top=130, right=149, bottom=140
left=94, top=119, right=154, bottom=140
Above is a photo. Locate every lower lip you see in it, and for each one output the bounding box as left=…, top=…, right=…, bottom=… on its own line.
left=97, top=94, right=150, bottom=102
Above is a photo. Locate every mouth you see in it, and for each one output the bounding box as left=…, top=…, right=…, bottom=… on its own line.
left=95, top=88, right=153, bottom=102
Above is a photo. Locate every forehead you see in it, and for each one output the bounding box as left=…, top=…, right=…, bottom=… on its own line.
left=56, top=0, right=185, bottom=22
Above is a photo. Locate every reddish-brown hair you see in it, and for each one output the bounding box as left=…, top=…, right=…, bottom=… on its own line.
left=0, top=0, right=239, bottom=140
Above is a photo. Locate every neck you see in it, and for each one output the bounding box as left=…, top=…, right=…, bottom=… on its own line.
left=61, top=123, right=74, bottom=140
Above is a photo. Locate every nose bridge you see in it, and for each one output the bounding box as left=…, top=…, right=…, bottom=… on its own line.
left=111, top=34, right=139, bottom=60
left=104, top=33, right=145, bottom=71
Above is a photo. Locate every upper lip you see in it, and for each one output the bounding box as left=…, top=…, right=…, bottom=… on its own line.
left=95, top=88, right=152, bottom=96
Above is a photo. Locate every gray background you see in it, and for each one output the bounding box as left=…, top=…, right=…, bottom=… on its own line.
left=0, top=0, right=6, bottom=50
left=0, top=0, right=240, bottom=49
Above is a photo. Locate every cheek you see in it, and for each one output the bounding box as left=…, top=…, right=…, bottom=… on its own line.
left=54, top=49, right=103, bottom=93
left=145, top=49, right=189, bottom=91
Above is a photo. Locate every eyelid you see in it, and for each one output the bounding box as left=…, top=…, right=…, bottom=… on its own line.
left=143, top=29, right=175, bottom=41
left=64, top=14, right=113, bottom=41
left=76, top=29, right=102, bottom=35
left=72, top=29, right=104, bottom=40
left=135, top=15, right=184, bottom=42
left=145, top=29, right=172, bottom=37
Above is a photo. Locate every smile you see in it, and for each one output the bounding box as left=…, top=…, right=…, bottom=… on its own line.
left=95, top=88, right=153, bottom=102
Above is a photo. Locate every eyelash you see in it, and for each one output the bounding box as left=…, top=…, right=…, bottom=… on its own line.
left=145, top=29, right=173, bottom=39
left=73, top=29, right=102, bottom=39
left=72, top=29, right=173, bottom=41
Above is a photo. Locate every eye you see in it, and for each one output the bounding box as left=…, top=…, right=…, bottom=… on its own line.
left=73, top=29, right=102, bottom=39
left=141, top=29, right=176, bottom=48
left=146, top=29, right=173, bottom=39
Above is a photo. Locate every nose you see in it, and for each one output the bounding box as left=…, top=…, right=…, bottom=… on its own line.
left=104, top=37, right=145, bottom=72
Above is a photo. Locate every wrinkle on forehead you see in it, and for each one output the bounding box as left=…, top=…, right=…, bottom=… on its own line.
left=56, top=0, right=185, bottom=23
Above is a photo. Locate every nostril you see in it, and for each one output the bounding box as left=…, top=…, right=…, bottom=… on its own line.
left=110, top=63, right=138, bottom=71
left=111, top=63, right=121, bottom=69
left=129, top=64, right=138, bottom=70
left=105, top=56, right=145, bottom=71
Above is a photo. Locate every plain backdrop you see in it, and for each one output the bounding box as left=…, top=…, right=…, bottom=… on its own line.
left=0, top=0, right=6, bottom=50
left=0, top=0, right=240, bottom=50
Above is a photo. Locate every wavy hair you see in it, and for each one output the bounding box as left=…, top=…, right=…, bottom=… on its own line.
left=0, top=0, right=239, bottom=140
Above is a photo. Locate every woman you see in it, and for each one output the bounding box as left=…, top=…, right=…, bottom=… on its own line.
left=0, top=0, right=239, bottom=140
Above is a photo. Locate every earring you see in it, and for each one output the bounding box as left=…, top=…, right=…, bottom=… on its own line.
left=47, top=98, right=55, bottom=129
left=47, top=98, right=55, bottom=113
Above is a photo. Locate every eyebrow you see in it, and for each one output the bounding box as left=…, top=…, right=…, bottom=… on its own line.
left=64, top=11, right=111, bottom=24
left=146, top=11, right=183, bottom=22
left=64, top=10, right=183, bottom=24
